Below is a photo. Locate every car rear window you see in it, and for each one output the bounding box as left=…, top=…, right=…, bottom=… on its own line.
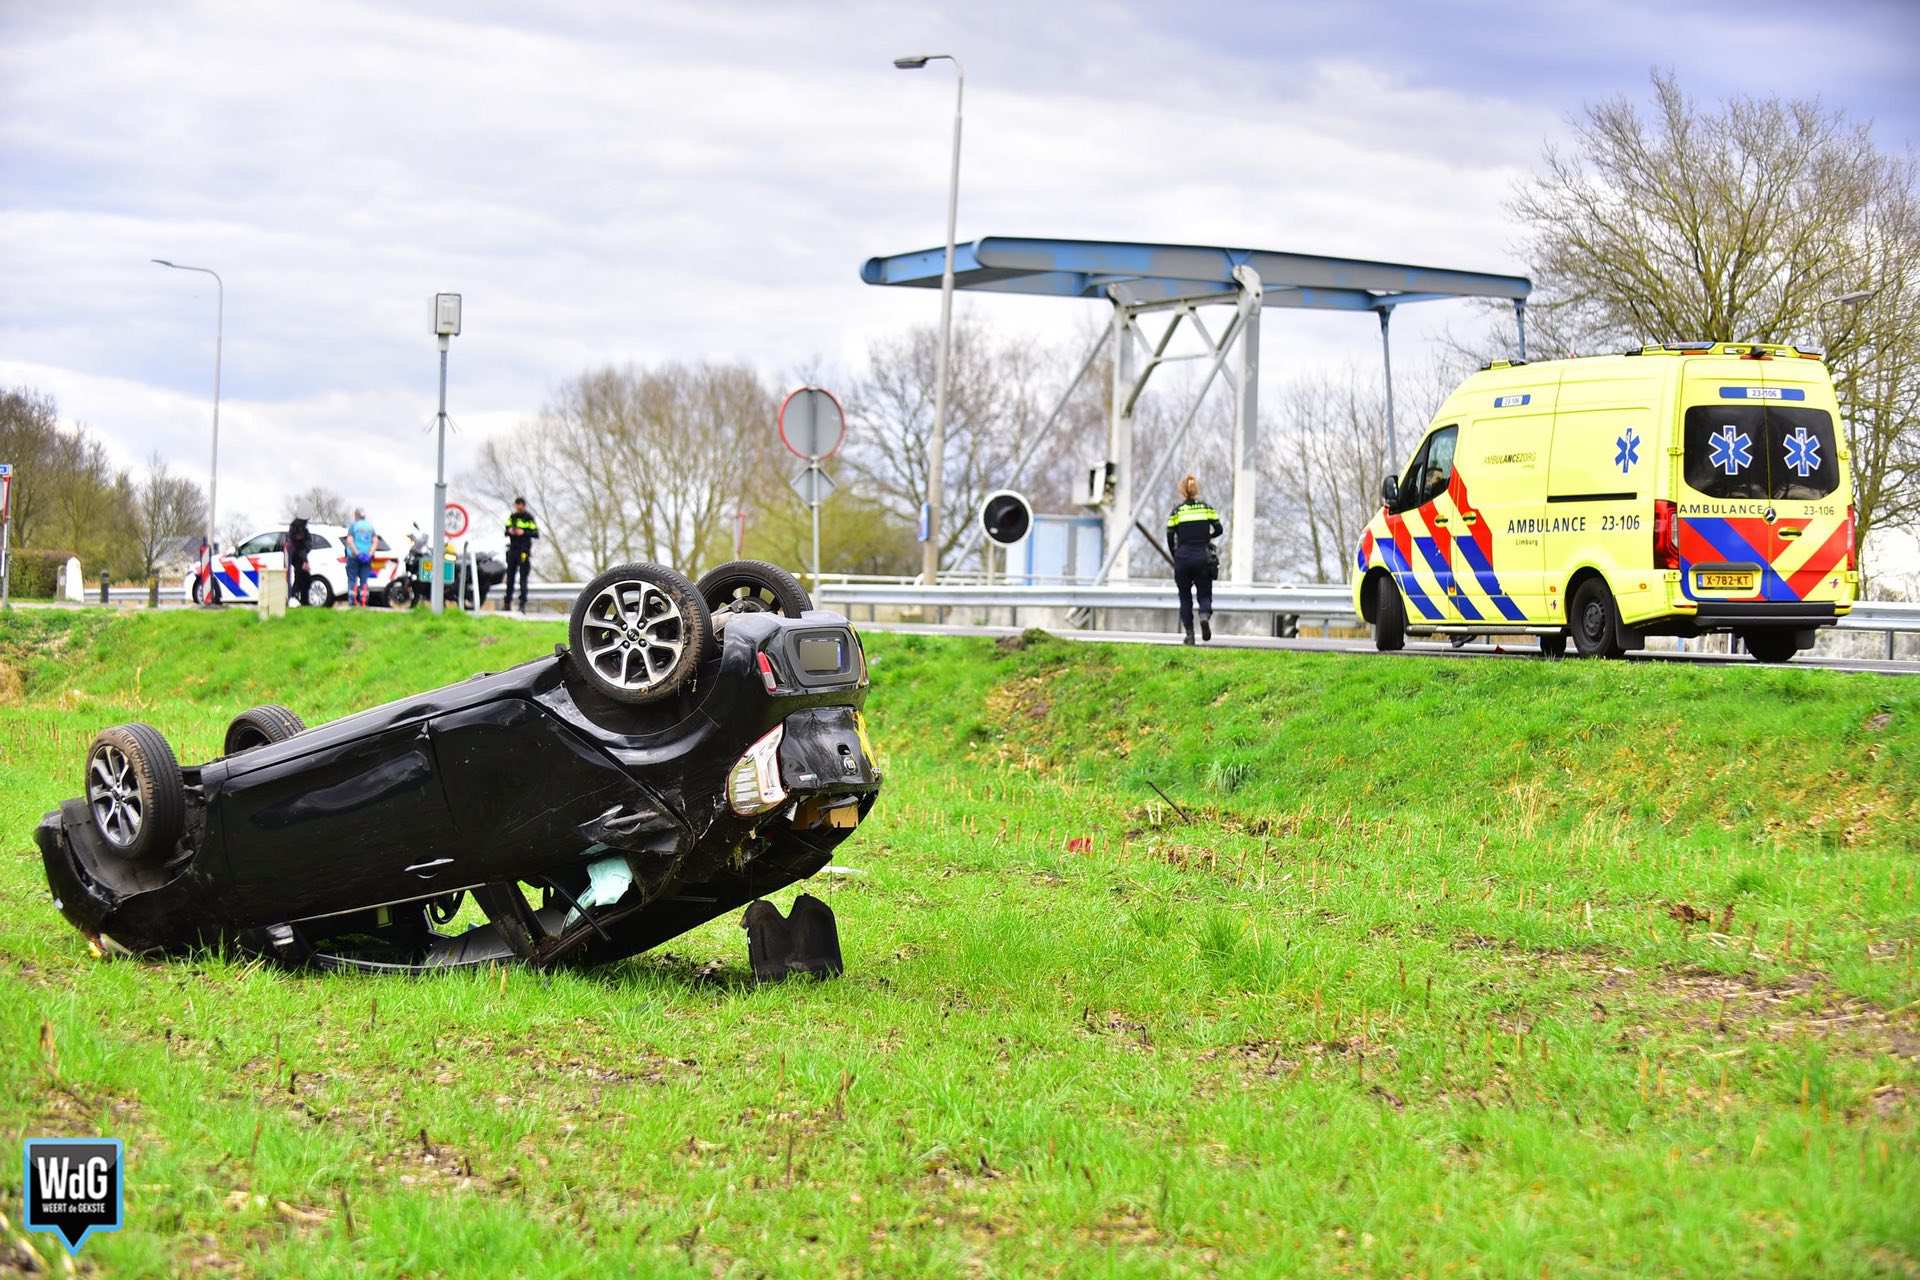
left=1682, top=404, right=1838, bottom=501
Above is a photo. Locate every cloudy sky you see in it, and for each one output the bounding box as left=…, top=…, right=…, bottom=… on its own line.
left=3, top=0, right=1916, bottom=551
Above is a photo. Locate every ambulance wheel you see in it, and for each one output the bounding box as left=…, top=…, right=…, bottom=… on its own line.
left=1741, top=631, right=1799, bottom=664
left=223, top=704, right=307, bottom=756
left=85, top=724, right=185, bottom=862
left=1569, top=579, right=1625, bottom=659
left=567, top=563, right=711, bottom=705
left=1372, top=577, right=1406, bottom=652
left=1539, top=634, right=1568, bottom=660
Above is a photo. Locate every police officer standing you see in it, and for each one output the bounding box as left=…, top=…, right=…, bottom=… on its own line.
left=502, top=497, right=538, bottom=612
left=1166, top=474, right=1223, bottom=645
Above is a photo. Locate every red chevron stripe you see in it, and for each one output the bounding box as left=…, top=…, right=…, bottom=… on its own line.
left=1785, top=524, right=1850, bottom=599
left=1677, top=522, right=1728, bottom=568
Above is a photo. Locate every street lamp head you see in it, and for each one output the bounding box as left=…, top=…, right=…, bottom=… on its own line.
left=151, top=258, right=175, bottom=267
left=893, top=55, right=929, bottom=68
left=1824, top=289, right=1874, bottom=307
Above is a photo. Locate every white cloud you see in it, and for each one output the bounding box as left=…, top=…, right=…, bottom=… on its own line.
left=18, top=0, right=1900, bottom=567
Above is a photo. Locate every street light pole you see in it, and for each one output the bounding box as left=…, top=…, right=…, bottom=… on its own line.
left=430, top=294, right=463, bottom=615
left=152, top=259, right=222, bottom=600
left=895, top=52, right=964, bottom=585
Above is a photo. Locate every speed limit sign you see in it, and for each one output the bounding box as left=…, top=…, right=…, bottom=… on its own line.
left=442, top=502, right=470, bottom=540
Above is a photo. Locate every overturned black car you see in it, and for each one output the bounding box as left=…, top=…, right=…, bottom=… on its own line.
left=37, top=560, right=880, bottom=975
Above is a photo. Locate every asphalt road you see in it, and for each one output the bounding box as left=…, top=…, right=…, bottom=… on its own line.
left=851, top=620, right=1920, bottom=676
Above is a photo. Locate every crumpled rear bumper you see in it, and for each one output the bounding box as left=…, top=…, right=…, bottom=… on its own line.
left=777, top=706, right=880, bottom=799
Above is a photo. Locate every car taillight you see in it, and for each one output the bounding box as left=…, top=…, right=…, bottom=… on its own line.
left=1653, top=499, right=1680, bottom=570
left=727, top=724, right=787, bottom=816
left=1844, top=504, right=1856, bottom=569
left=756, top=651, right=779, bottom=694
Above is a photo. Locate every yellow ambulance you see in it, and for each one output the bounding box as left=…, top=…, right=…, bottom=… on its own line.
left=1350, top=342, right=1857, bottom=662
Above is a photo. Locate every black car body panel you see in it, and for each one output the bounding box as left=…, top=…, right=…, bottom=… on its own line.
left=37, top=610, right=880, bottom=971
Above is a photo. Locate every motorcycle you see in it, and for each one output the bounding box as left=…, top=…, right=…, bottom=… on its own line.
left=386, top=525, right=454, bottom=609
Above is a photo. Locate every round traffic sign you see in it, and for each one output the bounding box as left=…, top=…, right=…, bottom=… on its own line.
left=979, top=490, right=1033, bottom=546
left=778, top=387, right=846, bottom=461
left=443, top=502, right=470, bottom=540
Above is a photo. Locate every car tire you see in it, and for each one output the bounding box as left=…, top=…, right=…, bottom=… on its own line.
left=223, top=704, right=307, bottom=756
left=697, top=560, right=812, bottom=618
left=85, top=724, right=186, bottom=861
left=1741, top=631, right=1799, bottom=664
left=1373, top=576, right=1406, bottom=652
left=191, top=575, right=222, bottom=606
left=567, top=563, right=711, bottom=705
left=1539, top=634, right=1568, bottom=660
left=301, top=577, right=333, bottom=608
left=1569, top=578, right=1625, bottom=658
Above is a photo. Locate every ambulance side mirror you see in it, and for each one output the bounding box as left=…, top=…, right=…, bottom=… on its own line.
left=1380, top=474, right=1399, bottom=507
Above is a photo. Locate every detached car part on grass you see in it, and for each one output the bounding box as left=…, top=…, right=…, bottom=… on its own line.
left=37, top=560, right=878, bottom=978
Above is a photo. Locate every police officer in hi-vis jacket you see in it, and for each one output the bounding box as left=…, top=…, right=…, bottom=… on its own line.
left=1166, top=474, right=1223, bottom=646
left=502, top=497, right=538, bottom=611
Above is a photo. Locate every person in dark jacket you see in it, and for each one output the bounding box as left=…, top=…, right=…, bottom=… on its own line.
left=1166, top=474, right=1223, bottom=645
left=502, top=497, right=538, bottom=611
left=284, top=517, right=313, bottom=607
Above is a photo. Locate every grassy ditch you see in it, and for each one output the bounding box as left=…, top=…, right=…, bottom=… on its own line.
left=1, top=608, right=1915, bottom=1277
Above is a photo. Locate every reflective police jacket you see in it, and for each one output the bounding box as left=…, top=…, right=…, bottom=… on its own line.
left=1166, top=499, right=1223, bottom=556
left=505, top=510, right=539, bottom=551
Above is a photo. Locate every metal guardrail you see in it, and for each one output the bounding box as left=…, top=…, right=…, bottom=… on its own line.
left=88, top=577, right=1920, bottom=636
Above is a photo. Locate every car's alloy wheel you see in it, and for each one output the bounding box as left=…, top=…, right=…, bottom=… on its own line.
left=223, top=704, right=308, bottom=756
left=696, top=560, right=812, bottom=618
left=567, top=563, right=710, bottom=705
left=84, top=724, right=185, bottom=861
left=305, top=577, right=333, bottom=608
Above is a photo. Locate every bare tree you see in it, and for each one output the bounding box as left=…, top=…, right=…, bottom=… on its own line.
left=846, top=314, right=1085, bottom=565
left=133, top=453, right=208, bottom=580
left=0, top=387, right=60, bottom=548
left=283, top=485, right=352, bottom=525
left=1258, top=371, right=1396, bottom=584
left=1508, top=70, right=1920, bottom=558
left=464, top=360, right=776, bottom=579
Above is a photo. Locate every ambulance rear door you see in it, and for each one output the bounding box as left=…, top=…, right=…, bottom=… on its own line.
left=1675, top=358, right=1852, bottom=609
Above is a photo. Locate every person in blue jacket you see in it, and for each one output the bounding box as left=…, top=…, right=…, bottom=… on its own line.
left=344, top=508, right=379, bottom=608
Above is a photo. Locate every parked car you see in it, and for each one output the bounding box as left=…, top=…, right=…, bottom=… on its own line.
left=39, top=561, right=879, bottom=975
left=184, top=523, right=403, bottom=608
